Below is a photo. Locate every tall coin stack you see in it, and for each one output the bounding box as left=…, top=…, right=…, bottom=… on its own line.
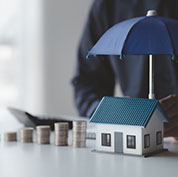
left=20, top=127, right=34, bottom=143
left=54, top=123, right=68, bottom=146
left=4, top=132, right=17, bottom=142
left=36, top=125, right=50, bottom=144
left=72, top=121, right=87, bottom=148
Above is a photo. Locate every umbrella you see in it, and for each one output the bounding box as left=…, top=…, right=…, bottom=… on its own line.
left=87, top=10, right=178, bottom=99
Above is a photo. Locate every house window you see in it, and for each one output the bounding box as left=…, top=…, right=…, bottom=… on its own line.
left=127, top=135, right=136, bottom=149
left=156, top=131, right=162, bottom=145
left=101, top=133, right=111, bottom=146
left=144, top=134, right=150, bottom=148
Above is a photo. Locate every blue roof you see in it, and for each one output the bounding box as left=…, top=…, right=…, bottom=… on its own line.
left=90, top=97, right=169, bottom=127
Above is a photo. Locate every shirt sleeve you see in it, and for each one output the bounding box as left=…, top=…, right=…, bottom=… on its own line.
left=71, top=0, right=115, bottom=117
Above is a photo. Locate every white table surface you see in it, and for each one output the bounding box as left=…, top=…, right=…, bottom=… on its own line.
left=0, top=122, right=178, bottom=177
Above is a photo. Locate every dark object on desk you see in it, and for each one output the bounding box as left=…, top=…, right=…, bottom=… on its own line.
left=7, top=107, right=73, bottom=130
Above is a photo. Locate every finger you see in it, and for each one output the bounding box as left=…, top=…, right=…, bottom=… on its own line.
left=159, top=97, right=178, bottom=119
left=159, top=94, right=176, bottom=105
left=159, top=95, right=177, bottom=110
left=159, top=94, right=176, bottom=102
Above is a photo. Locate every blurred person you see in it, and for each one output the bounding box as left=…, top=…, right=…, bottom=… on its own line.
left=72, top=0, right=178, bottom=139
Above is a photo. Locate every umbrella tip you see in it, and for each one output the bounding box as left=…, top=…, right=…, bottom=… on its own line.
left=86, top=53, right=97, bottom=59
left=146, top=10, right=157, bottom=16
left=86, top=54, right=90, bottom=59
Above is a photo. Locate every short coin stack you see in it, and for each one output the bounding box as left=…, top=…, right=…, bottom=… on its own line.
left=36, top=125, right=50, bottom=144
left=20, top=127, right=34, bottom=143
left=4, top=132, right=17, bottom=142
left=72, top=121, right=87, bottom=148
left=54, top=123, right=69, bottom=146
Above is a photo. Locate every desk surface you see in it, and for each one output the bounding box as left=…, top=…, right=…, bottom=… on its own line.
left=0, top=130, right=178, bottom=177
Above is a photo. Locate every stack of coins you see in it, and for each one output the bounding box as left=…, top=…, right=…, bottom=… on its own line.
left=36, top=125, right=50, bottom=144
left=4, top=132, right=17, bottom=142
left=54, top=123, right=69, bottom=146
left=20, top=127, right=34, bottom=143
left=72, top=121, right=87, bottom=148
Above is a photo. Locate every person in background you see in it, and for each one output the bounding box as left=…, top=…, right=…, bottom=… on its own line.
left=72, top=0, right=178, bottom=139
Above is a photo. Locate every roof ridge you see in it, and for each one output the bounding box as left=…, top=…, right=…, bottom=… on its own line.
left=104, top=96, right=158, bottom=102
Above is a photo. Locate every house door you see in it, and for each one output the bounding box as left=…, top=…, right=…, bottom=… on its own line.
left=114, top=132, right=123, bottom=153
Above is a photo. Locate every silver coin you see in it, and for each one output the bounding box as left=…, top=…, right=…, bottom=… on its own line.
left=55, top=142, right=68, bottom=146
left=72, top=136, right=86, bottom=140
left=72, top=132, right=86, bottom=136
left=21, top=138, right=33, bottom=143
left=37, top=132, right=50, bottom=136
left=72, top=141, right=86, bottom=148
left=73, top=126, right=86, bottom=130
left=73, top=127, right=86, bottom=131
left=37, top=141, right=50, bottom=144
left=73, top=120, right=87, bottom=125
left=55, top=129, right=68, bottom=133
left=55, top=140, right=68, bottom=144
left=21, top=127, right=34, bottom=132
left=72, top=138, right=86, bottom=141
left=4, top=132, right=17, bottom=142
left=73, top=123, right=86, bottom=126
left=55, top=132, right=68, bottom=136
left=20, top=134, right=33, bottom=138
left=37, top=137, right=49, bottom=140
left=37, top=131, right=50, bottom=133
left=73, top=127, right=86, bottom=129
left=20, top=128, right=33, bottom=137
left=55, top=122, right=69, bottom=127
left=36, top=125, right=50, bottom=132
left=72, top=138, right=86, bottom=142
left=36, top=125, right=50, bottom=129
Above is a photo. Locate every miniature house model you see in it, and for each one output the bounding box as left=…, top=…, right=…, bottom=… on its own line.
left=90, top=97, right=169, bottom=156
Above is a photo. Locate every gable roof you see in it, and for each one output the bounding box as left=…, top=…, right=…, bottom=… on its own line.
left=90, top=97, right=169, bottom=128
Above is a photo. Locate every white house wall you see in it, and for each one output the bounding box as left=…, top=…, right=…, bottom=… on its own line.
left=95, top=124, right=143, bottom=155
left=142, top=108, right=164, bottom=155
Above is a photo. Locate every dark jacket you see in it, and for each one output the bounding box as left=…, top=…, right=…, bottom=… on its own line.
left=72, top=0, right=178, bottom=117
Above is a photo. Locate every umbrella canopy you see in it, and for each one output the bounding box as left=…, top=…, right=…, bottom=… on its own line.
left=88, top=15, right=178, bottom=59
left=87, top=10, right=178, bottom=99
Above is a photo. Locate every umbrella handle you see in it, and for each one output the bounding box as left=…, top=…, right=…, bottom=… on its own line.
left=148, top=55, right=155, bottom=99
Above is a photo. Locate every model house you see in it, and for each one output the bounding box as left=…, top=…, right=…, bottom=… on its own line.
left=90, top=97, right=169, bottom=156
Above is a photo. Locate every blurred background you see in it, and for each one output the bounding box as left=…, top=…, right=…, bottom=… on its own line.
left=0, top=0, right=122, bottom=131
left=0, top=0, right=93, bottom=129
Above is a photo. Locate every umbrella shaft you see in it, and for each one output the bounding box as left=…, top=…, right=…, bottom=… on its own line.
left=149, top=55, right=155, bottom=99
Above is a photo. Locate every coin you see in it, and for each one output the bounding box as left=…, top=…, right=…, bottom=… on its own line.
left=4, top=132, right=17, bottom=142
left=36, top=125, right=50, bottom=144
left=72, top=141, right=86, bottom=148
left=20, top=127, right=34, bottom=143
left=54, top=122, right=69, bottom=146
left=72, top=121, right=87, bottom=148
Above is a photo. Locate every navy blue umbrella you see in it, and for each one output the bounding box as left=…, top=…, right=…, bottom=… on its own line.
left=87, top=10, right=178, bottom=99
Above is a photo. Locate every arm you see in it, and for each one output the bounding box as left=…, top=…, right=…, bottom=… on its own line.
left=72, top=1, right=115, bottom=117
